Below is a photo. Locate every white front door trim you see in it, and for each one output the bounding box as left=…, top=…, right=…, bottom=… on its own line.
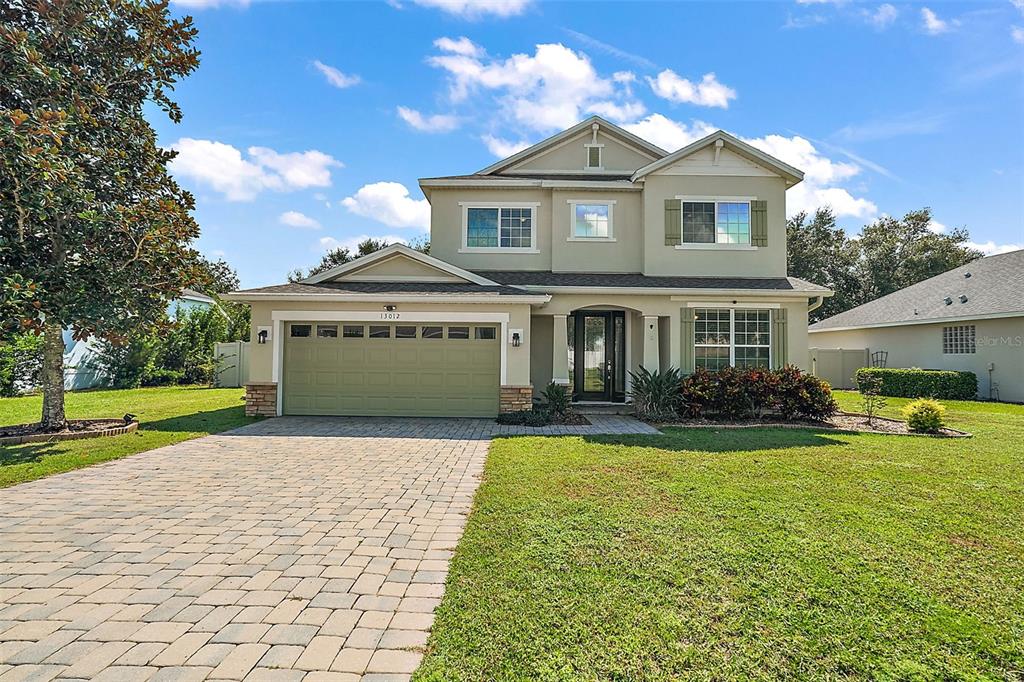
left=271, top=310, right=512, bottom=417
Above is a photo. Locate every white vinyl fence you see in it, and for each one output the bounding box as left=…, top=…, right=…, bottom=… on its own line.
left=214, top=341, right=250, bottom=388
left=809, top=347, right=869, bottom=390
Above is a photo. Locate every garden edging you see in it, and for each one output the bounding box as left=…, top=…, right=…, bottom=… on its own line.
left=0, top=420, right=139, bottom=446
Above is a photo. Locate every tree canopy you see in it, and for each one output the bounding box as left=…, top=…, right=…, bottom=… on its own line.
left=0, top=0, right=202, bottom=428
left=787, top=207, right=982, bottom=323
left=287, top=238, right=430, bottom=282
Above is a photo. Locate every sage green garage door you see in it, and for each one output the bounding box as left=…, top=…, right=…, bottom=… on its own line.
left=282, top=321, right=501, bottom=417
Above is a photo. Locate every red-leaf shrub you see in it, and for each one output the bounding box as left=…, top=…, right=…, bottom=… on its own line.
left=678, top=365, right=837, bottom=422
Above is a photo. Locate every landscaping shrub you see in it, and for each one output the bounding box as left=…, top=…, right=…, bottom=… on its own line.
left=539, top=382, right=571, bottom=418
left=677, top=365, right=838, bottom=422
left=628, top=366, right=682, bottom=421
left=902, top=398, right=946, bottom=433
left=854, top=368, right=977, bottom=400
left=0, top=333, right=43, bottom=397
left=855, top=371, right=887, bottom=425
left=496, top=410, right=552, bottom=427
left=141, top=368, right=184, bottom=387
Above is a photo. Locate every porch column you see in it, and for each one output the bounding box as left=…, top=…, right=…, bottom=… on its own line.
left=642, top=315, right=660, bottom=371
left=551, top=314, right=570, bottom=385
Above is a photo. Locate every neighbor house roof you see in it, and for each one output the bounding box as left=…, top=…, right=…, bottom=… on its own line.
left=477, top=271, right=831, bottom=295
left=809, top=249, right=1024, bottom=332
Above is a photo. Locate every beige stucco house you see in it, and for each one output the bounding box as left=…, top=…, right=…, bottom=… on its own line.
left=227, top=116, right=831, bottom=417
left=809, top=250, right=1024, bottom=403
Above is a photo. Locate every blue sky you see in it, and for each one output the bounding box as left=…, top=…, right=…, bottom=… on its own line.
left=155, top=0, right=1024, bottom=288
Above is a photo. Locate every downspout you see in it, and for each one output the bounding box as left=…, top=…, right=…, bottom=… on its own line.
left=808, top=295, right=824, bottom=314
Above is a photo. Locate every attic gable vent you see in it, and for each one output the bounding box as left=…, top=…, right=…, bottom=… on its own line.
left=584, top=121, right=603, bottom=170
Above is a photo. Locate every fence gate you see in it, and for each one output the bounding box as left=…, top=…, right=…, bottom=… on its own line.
left=214, top=341, right=250, bottom=388
left=808, top=347, right=869, bottom=389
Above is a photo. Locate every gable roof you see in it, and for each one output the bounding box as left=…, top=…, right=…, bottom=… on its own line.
left=476, top=116, right=667, bottom=176
left=302, top=243, right=498, bottom=287
left=631, top=130, right=804, bottom=186
left=809, top=250, right=1024, bottom=332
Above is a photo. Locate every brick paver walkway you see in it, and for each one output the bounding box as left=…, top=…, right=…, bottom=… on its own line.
left=0, top=415, right=657, bottom=681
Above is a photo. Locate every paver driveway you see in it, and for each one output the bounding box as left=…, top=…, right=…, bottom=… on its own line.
left=0, top=418, right=496, bottom=681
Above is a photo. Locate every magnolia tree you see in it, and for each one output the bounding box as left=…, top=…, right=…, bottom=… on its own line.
left=0, top=0, right=202, bottom=430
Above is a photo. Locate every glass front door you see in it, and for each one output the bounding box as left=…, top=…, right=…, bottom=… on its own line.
left=571, top=311, right=625, bottom=402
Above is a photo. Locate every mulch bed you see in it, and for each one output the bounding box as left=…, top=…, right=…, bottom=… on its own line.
left=0, top=418, right=138, bottom=446
left=555, top=412, right=591, bottom=426
left=652, top=411, right=970, bottom=438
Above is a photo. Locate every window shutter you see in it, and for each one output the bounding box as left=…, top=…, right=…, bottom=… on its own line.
left=751, top=200, right=768, bottom=247
left=771, top=308, right=788, bottom=369
left=680, top=308, right=695, bottom=373
left=665, top=199, right=681, bottom=246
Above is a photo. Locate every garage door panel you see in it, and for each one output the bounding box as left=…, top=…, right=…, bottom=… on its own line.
left=283, top=321, right=501, bottom=417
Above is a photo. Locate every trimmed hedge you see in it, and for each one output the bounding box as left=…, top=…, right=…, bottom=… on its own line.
left=677, top=366, right=838, bottom=422
left=855, top=368, right=977, bottom=400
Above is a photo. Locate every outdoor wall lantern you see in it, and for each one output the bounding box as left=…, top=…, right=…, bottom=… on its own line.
left=384, top=305, right=397, bottom=312
left=510, top=330, right=522, bottom=347
left=257, top=329, right=268, bottom=344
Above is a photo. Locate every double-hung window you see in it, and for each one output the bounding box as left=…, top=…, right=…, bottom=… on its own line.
left=694, top=308, right=771, bottom=370
left=463, top=204, right=536, bottom=251
left=568, top=200, right=614, bottom=240
left=682, top=201, right=751, bottom=245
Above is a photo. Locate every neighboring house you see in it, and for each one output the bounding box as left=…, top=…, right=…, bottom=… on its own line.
left=226, top=116, right=831, bottom=418
left=62, top=289, right=215, bottom=390
left=809, top=250, right=1024, bottom=402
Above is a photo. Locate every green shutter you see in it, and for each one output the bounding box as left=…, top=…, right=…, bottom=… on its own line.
left=680, top=308, right=695, bottom=374
left=751, top=200, right=768, bottom=247
left=665, top=199, right=681, bottom=246
left=771, top=308, right=788, bottom=369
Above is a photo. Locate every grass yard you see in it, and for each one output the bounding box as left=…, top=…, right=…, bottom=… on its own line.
left=416, top=392, right=1024, bottom=681
left=0, top=386, right=252, bottom=488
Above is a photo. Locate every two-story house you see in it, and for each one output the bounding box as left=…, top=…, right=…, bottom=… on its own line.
left=227, top=116, right=831, bottom=418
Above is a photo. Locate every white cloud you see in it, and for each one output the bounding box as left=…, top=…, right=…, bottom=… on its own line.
left=1012, top=25, right=1024, bottom=43
left=312, top=60, right=361, bottom=89
left=341, top=182, right=430, bottom=230
left=562, top=29, right=657, bottom=70
left=921, top=7, right=957, bottom=35
left=433, top=36, right=483, bottom=57
left=965, top=240, right=1024, bottom=255
left=647, top=69, right=736, bottom=109
left=585, top=99, right=646, bottom=122
left=319, top=234, right=409, bottom=253
left=927, top=219, right=947, bottom=234
left=279, top=211, right=321, bottom=230
left=866, top=3, right=898, bottom=29
left=482, top=134, right=532, bottom=158
left=169, top=139, right=341, bottom=201
left=427, top=41, right=637, bottom=133
left=411, top=0, right=530, bottom=18
left=1013, top=0, right=1024, bottom=13
left=396, top=106, right=460, bottom=133
left=621, top=114, right=717, bottom=152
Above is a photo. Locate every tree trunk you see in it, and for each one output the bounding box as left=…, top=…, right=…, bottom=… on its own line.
left=40, top=320, right=66, bottom=431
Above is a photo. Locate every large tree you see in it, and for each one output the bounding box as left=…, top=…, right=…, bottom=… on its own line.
left=787, top=206, right=983, bottom=323
left=786, top=208, right=860, bottom=323
left=0, top=0, right=202, bottom=430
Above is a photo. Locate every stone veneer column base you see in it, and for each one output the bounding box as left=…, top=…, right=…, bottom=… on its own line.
left=245, top=382, right=278, bottom=417
left=499, top=385, right=533, bottom=413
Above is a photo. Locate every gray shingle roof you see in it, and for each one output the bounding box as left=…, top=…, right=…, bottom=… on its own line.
left=476, top=271, right=830, bottom=292
left=419, top=172, right=634, bottom=182
left=231, top=281, right=533, bottom=297
left=810, top=250, right=1024, bottom=331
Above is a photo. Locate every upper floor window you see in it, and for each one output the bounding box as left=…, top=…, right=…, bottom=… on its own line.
left=943, top=325, right=975, bottom=354
left=683, top=201, right=750, bottom=245
left=462, top=203, right=537, bottom=252
left=568, top=200, right=614, bottom=240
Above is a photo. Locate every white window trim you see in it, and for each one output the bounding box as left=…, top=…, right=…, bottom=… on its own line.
left=693, top=307, right=772, bottom=369
left=271, top=310, right=511, bottom=416
left=458, top=202, right=541, bottom=254
left=584, top=143, right=604, bottom=171
left=566, top=199, right=616, bottom=242
left=674, top=195, right=756, bottom=250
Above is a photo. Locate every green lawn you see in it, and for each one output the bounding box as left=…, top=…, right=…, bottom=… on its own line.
left=0, top=386, right=253, bottom=488
left=416, top=392, right=1024, bottom=681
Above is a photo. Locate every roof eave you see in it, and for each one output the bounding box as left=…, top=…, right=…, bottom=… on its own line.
left=222, top=292, right=551, bottom=304
left=809, top=309, right=1024, bottom=333
left=631, top=130, right=805, bottom=185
